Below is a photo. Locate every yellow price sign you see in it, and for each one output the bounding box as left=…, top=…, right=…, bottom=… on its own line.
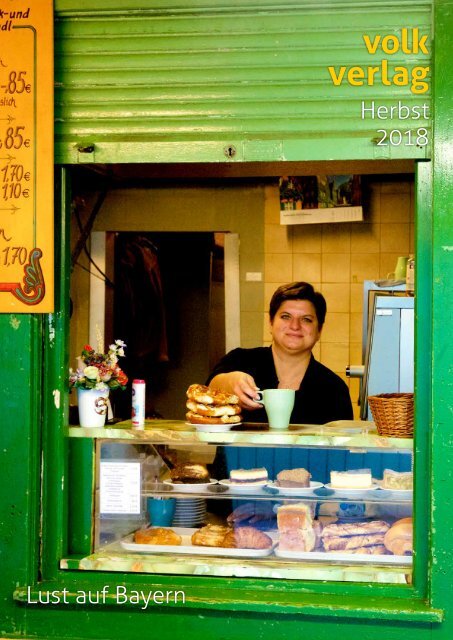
left=0, top=1, right=53, bottom=311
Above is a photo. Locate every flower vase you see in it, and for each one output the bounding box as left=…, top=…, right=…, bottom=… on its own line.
left=77, top=388, right=109, bottom=428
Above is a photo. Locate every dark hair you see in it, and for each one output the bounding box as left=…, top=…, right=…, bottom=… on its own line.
left=269, top=282, right=327, bottom=327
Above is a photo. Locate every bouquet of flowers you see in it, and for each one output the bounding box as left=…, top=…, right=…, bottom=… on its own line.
left=69, top=339, right=128, bottom=391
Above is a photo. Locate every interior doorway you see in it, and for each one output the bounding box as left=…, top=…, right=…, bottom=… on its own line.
left=104, top=231, right=227, bottom=421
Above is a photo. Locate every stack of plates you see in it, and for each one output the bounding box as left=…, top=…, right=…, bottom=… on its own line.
left=172, top=498, right=207, bottom=527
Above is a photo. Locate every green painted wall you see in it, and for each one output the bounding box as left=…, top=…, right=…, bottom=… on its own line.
left=1, top=1, right=453, bottom=639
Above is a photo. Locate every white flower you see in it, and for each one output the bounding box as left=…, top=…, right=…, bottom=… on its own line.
left=84, top=366, right=100, bottom=381
left=115, top=339, right=126, bottom=348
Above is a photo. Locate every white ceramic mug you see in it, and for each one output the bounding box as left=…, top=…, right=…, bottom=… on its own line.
left=255, top=388, right=295, bottom=430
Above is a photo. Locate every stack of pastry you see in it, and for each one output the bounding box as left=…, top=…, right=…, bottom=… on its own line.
left=277, top=503, right=319, bottom=552
left=191, top=523, right=273, bottom=550
left=186, top=384, right=242, bottom=425
left=321, top=520, right=390, bottom=554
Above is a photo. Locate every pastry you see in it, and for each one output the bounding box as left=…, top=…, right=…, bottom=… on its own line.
left=185, top=384, right=242, bottom=425
left=191, top=524, right=231, bottom=547
left=277, top=503, right=317, bottom=552
left=276, top=468, right=311, bottom=488
left=321, top=520, right=390, bottom=552
left=322, top=532, right=387, bottom=551
left=383, top=517, right=413, bottom=555
left=330, top=469, right=373, bottom=489
left=186, top=410, right=241, bottom=425
left=382, top=469, right=413, bottom=490
left=134, top=527, right=182, bottom=545
left=277, top=502, right=313, bottom=530
left=186, top=399, right=241, bottom=417
left=222, top=526, right=273, bottom=550
left=333, top=545, right=387, bottom=555
left=229, top=467, right=268, bottom=484
left=279, top=528, right=318, bottom=552
left=170, top=463, right=210, bottom=484
left=186, top=384, right=239, bottom=406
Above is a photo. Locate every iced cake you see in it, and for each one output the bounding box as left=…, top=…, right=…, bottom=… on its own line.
left=330, top=469, right=372, bottom=489
left=229, top=467, right=268, bottom=485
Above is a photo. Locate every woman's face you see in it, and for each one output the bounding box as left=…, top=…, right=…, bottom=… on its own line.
left=270, top=299, right=322, bottom=355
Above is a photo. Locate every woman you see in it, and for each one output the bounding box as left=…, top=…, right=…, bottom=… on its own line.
left=208, top=281, right=353, bottom=425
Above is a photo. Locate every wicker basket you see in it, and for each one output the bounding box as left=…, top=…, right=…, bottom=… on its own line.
left=368, top=393, right=414, bottom=437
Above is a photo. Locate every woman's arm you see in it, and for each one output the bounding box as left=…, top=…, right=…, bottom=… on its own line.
left=209, top=371, right=261, bottom=410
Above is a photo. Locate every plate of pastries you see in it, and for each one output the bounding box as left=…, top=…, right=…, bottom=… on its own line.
left=185, top=384, right=242, bottom=431
left=123, top=523, right=275, bottom=557
left=123, top=512, right=413, bottom=563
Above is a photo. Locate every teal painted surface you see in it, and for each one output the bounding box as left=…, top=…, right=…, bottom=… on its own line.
left=54, top=0, right=432, bottom=163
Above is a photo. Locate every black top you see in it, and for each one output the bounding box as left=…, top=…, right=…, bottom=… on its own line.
left=207, top=346, right=353, bottom=425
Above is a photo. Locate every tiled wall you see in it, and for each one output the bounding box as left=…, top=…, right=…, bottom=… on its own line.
left=263, top=178, right=414, bottom=418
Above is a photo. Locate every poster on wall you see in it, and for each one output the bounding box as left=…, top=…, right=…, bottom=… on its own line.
left=0, top=1, right=54, bottom=312
left=280, top=175, right=363, bottom=225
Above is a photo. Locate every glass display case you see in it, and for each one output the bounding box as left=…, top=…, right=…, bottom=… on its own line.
left=65, top=420, right=413, bottom=584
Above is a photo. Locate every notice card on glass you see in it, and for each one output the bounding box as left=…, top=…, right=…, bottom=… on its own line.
left=100, top=461, right=141, bottom=515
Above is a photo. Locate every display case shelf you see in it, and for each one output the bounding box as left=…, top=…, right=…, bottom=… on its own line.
left=68, top=419, right=413, bottom=452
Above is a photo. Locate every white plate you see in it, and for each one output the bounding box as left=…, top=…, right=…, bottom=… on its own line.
left=186, top=422, right=242, bottom=432
left=163, top=479, right=217, bottom=493
left=324, top=483, right=380, bottom=497
left=219, top=479, right=269, bottom=493
left=268, top=481, right=324, bottom=496
left=274, top=546, right=412, bottom=565
left=121, top=527, right=274, bottom=557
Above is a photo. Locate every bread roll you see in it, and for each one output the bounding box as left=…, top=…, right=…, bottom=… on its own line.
left=186, top=399, right=241, bottom=417
left=186, top=384, right=239, bottom=406
left=383, top=517, right=413, bottom=555
left=186, top=410, right=241, bottom=425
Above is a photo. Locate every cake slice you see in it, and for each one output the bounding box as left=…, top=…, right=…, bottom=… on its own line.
left=229, top=467, right=268, bottom=484
left=330, top=468, right=372, bottom=489
left=382, top=469, right=413, bottom=490
left=170, top=463, right=210, bottom=484
left=276, top=468, right=311, bottom=488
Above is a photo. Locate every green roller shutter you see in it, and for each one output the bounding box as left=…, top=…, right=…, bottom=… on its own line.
left=54, top=0, right=432, bottom=164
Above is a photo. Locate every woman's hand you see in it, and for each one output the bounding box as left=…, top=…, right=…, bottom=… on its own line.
left=209, top=372, right=261, bottom=410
